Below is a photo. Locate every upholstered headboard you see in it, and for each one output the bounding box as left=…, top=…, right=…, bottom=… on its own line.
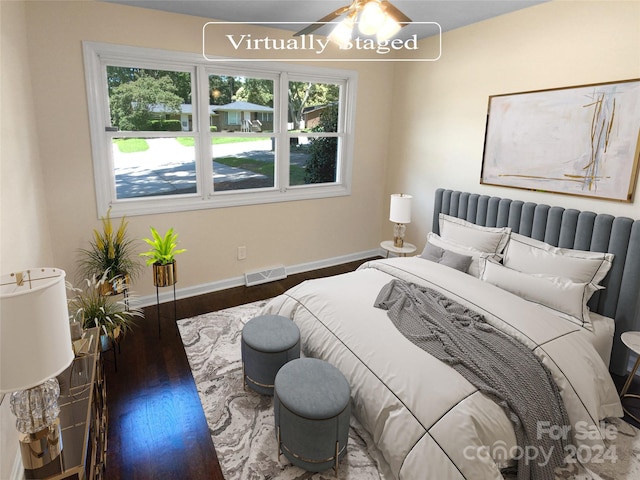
left=433, top=188, right=640, bottom=376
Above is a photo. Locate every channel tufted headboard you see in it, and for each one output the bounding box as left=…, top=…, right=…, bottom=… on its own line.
left=433, top=188, right=640, bottom=376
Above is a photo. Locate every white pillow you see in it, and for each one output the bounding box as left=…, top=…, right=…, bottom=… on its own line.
left=479, top=259, right=600, bottom=330
left=439, top=214, right=511, bottom=254
left=503, top=233, right=614, bottom=286
left=425, top=232, right=501, bottom=278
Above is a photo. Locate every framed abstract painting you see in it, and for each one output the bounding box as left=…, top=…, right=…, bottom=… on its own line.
left=481, top=79, right=640, bottom=202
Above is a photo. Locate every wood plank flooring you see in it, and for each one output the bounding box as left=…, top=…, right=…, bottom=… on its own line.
left=104, top=258, right=375, bottom=479
left=104, top=257, right=640, bottom=479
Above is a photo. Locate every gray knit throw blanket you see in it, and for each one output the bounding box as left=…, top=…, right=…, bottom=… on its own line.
left=375, top=280, right=571, bottom=480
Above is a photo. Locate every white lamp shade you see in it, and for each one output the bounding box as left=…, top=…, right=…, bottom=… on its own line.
left=0, top=268, right=73, bottom=393
left=389, top=194, right=412, bottom=224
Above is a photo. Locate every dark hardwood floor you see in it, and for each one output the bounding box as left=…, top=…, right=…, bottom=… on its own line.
left=103, top=257, right=640, bottom=479
left=103, top=258, right=375, bottom=479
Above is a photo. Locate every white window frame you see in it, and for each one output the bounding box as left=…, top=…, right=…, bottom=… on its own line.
left=83, top=41, right=357, bottom=217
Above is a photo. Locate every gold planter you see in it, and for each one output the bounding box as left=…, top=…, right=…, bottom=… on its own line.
left=98, top=273, right=129, bottom=296
left=153, top=261, right=177, bottom=287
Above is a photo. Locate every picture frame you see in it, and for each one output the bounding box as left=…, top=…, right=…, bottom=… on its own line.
left=481, top=79, right=640, bottom=202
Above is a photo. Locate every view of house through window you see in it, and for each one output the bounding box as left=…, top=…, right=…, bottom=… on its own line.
left=85, top=42, right=356, bottom=215
left=209, top=75, right=275, bottom=192
left=107, top=66, right=197, bottom=199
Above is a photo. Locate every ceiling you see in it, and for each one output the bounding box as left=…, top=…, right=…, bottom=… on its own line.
left=104, top=0, right=549, bottom=39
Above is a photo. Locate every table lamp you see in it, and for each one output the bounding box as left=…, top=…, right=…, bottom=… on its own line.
left=389, top=193, right=412, bottom=247
left=0, top=268, right=74, bottom=473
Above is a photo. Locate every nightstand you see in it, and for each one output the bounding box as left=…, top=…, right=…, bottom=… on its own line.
left=380, top=240, right=417, bottom=258
left=620, top=331, right=640, bottom=423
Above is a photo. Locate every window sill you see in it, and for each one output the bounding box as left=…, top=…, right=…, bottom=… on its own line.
left=105, top=183, right=352, bottom=217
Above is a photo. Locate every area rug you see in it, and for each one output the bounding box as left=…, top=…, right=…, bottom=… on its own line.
left=178, top=300, right=640, bottom=480
left=177, top=299, right=383, bottom=479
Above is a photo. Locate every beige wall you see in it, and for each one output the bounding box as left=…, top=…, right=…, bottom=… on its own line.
left=0, top=1, right=54, bottom=272
left=1, top=1, right=56, bottom=476
left=22, top=0, right=391, bottom=298
left=388, top=0, right=640, bottom=248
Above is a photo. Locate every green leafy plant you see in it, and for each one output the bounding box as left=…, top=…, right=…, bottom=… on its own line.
left=78, top=208, right=140, bottom=284
left=139, top=227, right=186, bottom=265
left=67, top=272, right=143, bottom=340
left=304, top=104, right=339, bottom=184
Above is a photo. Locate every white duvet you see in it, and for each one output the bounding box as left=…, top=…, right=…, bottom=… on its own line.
left=262, top=257, right=623, bottom=479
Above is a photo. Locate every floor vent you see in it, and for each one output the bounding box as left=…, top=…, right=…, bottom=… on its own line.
left=244, top=265, right=287, bottom=287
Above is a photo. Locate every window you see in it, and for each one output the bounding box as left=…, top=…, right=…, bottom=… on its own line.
left=105, top=66, right=196, bottom=200
left=226, top=111, right=241, bottom=126
left=83, top=42, right=357, bottom=217
left=288, top=80, right=341, bottom=187
left=257, top=112, right=273, bottom=123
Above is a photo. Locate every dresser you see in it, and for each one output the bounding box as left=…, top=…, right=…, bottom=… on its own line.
left=27, top=327, right=107, bottom=480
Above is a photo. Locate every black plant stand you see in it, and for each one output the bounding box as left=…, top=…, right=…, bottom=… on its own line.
left=101, top=334, right=118, bottom=372
left=155, top=282, right=177, bottom=338
left=101, top=283, right=129, bottom=371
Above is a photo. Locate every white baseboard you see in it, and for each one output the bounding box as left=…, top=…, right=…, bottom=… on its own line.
left=134, top=248, right=384, bottom=308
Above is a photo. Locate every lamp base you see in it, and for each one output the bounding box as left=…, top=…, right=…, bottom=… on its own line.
left=19, top=419, right=63, bottom=473
left=393, top=223, right=406, bottom=248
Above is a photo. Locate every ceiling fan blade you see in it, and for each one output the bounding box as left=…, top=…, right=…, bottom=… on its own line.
left=382, top=1, right=412, bottom=24
left=294, top=5, right=352, bottom=36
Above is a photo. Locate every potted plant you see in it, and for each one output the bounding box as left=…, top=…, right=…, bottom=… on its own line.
left=139, top=227, right=186, bottom=287
left=78, top=208, right=140, bottom=295
left=67, top=272, right=143, bottom=342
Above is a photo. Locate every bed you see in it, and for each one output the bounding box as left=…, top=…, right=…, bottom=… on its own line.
left=262, top=188, right=640, bottom=480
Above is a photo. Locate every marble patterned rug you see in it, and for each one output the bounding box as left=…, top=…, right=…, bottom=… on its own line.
left=178, top=300, right=640, bottom=480
left=177, top=299, right=382, bottom=479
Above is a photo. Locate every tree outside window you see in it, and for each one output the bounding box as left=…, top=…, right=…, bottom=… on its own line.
left=83, top=42, right=356, bottom=217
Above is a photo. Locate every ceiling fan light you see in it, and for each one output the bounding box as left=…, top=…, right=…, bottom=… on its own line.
left=376, top=14, right=401, bottom=42
left=328, top=15, right=355, bottom=49
left=358, top=0, right=385, bottom=35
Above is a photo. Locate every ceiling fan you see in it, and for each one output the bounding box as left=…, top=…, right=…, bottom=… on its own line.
left=294, top=0, right=412, bottom=44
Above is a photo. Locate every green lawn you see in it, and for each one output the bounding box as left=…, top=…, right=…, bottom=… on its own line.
left=215, top=157, right=274, bottom=177
left=177, top=136, right=268, bottom=147
left=289, top=165, right=307, bottom=185
left=113, top=138, right=149, bottom=153
left=113, top=136, right=267, bottom=151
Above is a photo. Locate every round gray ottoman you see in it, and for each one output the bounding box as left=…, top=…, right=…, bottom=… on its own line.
left=241, top=315, right=300, bottom=395
left=274, top=358, right=351, bottom=474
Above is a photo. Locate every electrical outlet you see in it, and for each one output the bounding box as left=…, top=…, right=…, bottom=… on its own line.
left=237, top=246, right=247, bottom=260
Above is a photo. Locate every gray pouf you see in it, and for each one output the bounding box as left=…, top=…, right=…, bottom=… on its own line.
left=274, top=358, right=351, bottom=474
left=241, top=315, right=300, bottom=395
